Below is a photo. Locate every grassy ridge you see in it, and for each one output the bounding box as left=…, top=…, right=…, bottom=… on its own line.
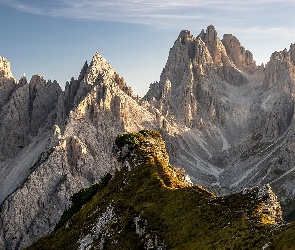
left=25, top=131, right=291, bottom=250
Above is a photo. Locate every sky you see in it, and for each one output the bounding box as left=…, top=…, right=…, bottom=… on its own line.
left=0, top=1, right=295, bottom=96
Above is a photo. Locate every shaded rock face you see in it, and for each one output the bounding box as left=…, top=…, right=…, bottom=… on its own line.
left=0, top=74, right=61, bottom=160
left=28, top=75, right=61, bottom=136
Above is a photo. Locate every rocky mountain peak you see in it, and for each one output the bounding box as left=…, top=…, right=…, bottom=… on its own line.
left=197, top=25, right=223, bottom=66
left=78, top=52, right=134, bottom=97
left=289, top=43, right=295, bottom=65
left=263, top=45, right=295, bottom=89
left=18, top=75, right=28, bottom=88
left=27, top=74, right=62, bottom=136
left=145, top=25, right=259, bottom=131
left=0, top=56, right=14, bottom=80
left=29, top=74, right=45, bottom=90
left=198, top=25, right=218, bottom=44
left=77, top=61, right=89, bottom=83
left=0, top=57, right=17, bottom=112
left=84, top=52, right=115, bottom=85
left=177, top=30, right=194, bottom=42
left=222, top=34, right=257, bottom=71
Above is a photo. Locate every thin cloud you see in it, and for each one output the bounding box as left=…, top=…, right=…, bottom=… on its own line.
left=229, top=27, right=295, bottom=41
left=1, top=0, right=295, bottom=31
left=1, top=0, right=294, bottom=16
left=246, top=27, right=292, bottom=36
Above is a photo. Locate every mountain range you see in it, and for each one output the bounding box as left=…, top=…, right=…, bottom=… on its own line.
left=1, top=25, right=295, bottom=249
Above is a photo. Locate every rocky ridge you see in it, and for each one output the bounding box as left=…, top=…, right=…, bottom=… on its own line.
left=25, top=131, right=285, bottom=250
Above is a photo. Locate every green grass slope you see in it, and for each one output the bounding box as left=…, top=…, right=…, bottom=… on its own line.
left=25, top=130, right=291, bottom=250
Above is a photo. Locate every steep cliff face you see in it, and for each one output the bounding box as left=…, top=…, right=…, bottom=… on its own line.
left=0, top=74, right=61, bottom=159
left=145, top=27, right=227, bottom=128
left=214, top=43, right=295, bottom=214
left=0, top=62, right=62, bottom=215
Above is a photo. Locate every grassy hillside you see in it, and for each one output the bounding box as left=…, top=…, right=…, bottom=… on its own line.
left=25, top=130, right=291, bottom=250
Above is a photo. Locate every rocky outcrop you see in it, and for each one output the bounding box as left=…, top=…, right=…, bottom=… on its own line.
left=0, top=57, right=17, bottom=112
left=0, top=74, right=61, bottom=160
left=243, top=184, right=284, bottom=225
left=222, top=34, right=257, bottom=72
left=0, top=57, right=13, bottom=79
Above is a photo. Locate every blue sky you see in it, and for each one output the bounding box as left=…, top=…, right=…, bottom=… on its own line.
left=0, top=0, right=295, bottom=96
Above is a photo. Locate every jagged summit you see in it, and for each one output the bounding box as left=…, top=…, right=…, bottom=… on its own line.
left=144, top=25, right=258, bottom=134
left=0, top=56, right=14, bottom=80
left=175, top=25, right=257, bottom=74
left=222, top=33, right=257, bottom=71
left=84, top=52, right=114, bottom=85
left=198, top=24, right=218, bottom=45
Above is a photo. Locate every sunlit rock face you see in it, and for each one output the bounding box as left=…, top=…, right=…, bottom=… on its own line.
left=1, top=25, right=295, bottom=249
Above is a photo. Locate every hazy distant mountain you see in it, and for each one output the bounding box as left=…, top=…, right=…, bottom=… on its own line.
left=1, top=25, right=295, bottom=249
